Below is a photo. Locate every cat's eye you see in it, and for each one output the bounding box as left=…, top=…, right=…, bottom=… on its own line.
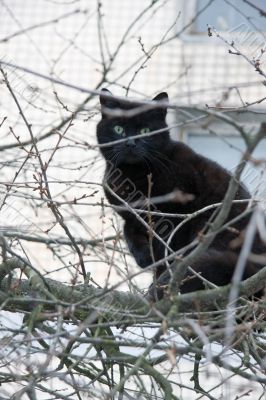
left=140, top=127, right=150, bottom=134
left=113, top=125, right=125, bottom=135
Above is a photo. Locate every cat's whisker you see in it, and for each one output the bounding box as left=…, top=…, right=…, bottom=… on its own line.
left=145, top=151, right=173, bottom=176
left=106, top=151, right=119, bottom=168
left=151, top=149, right=176, bottom=166
left=138, top=153, right=151, bottom=171
left=154, top=155, right=175, bottom=175
left=149, top=147, right=175, bottom=166
left=111, top=152, right=121, bottom=168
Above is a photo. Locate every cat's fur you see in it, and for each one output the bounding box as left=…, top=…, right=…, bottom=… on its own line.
left=97, top=89, right=266, bottom=298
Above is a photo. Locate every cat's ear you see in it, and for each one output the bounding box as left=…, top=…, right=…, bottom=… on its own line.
left=152, top=92, right=168, bottom=119
left=99, top=89, right=120, bottom=113
left=152, top=92, right=168, bottom=102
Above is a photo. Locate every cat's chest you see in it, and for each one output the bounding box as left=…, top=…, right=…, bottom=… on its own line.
left=105, top=166, right=174, bottom=198
left=103, top=163, right=196, bottom=216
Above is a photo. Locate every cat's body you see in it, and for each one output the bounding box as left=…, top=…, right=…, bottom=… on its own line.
left=97, top=89, right=265, bottom=297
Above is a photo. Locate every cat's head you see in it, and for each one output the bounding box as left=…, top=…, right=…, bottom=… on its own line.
left=97, top=89, right=170, bottom=166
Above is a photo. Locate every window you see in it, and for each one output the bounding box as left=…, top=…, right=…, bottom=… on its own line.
left=187, top=133, right=266, bottom=198
left=189, top=0, right=266, bottom=34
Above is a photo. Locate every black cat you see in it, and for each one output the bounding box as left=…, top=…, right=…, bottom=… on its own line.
left=97, top=89, right=266, bottom=299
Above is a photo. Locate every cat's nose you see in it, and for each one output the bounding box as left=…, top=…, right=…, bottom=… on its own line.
left=126, top=138, right=136, bottom=147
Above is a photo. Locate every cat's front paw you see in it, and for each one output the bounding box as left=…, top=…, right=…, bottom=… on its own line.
left=133, top=250, right=153, bottom=269
left=147, top=271, right=170, bottom=301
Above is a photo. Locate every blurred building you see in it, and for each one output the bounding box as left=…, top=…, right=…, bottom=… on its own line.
left=1, top=0, right=265, bottom=176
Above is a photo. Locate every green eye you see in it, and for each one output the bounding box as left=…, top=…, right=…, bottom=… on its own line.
left=113, top=125, right=125, bottom=135
left=140, top=127, right=150, bottom=134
